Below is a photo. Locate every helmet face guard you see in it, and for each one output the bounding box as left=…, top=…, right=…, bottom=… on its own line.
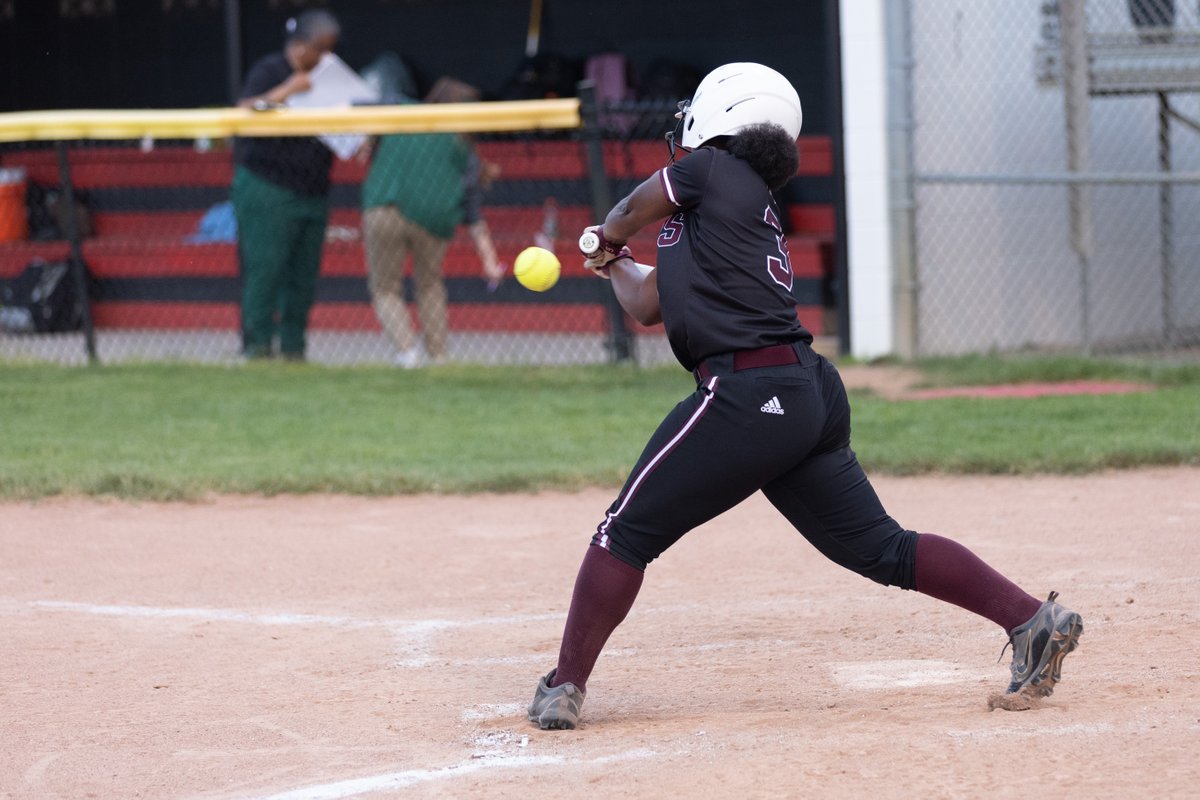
left=674, top=63, right=803, bottom=149
left=664, top=99, right=692, bottom=165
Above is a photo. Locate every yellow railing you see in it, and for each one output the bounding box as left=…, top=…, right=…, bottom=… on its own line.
left=0, top=99, right=582, bottom=142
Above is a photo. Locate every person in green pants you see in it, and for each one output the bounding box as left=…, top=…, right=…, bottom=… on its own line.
left=232, top=10, right=340, bottom=360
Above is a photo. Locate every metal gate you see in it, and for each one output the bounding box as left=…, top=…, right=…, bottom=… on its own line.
left=893, top=0, right=1200, bottom=357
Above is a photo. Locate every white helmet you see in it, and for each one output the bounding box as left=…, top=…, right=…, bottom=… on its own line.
left=677, top=63, right=803, bottom=148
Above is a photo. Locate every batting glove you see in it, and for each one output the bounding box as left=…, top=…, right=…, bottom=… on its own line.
left=583, top=245, right=633, bottom=279
left=579, top=225, right=627, bottom=259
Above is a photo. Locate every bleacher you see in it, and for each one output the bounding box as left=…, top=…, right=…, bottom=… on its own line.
left=0, top=135, right=836, bottom=338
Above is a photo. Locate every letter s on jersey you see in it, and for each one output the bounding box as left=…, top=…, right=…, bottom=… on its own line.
left=658, top=212, right=685, bottom=247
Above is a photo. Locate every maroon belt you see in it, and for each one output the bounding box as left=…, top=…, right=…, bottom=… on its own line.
left=693, top=343, right=801, bottom=382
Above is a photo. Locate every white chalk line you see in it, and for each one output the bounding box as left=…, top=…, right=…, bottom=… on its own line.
left=19, top=599, right=712, bottom=634
left=20, top=600, right=559, bottom=671
left=238, top=748, right=656, bottom=800
left=944, top=722, right=1116, bottom=741
left=22, top=600, right=563, bottom=633
left=17, top=599, right=812, bottom=671
left=25, top=599, right=987, bottom=686
left=19, top=600, right=1020, bottom=692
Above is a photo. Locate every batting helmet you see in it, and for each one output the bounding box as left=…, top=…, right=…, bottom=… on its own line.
left=676, top=63, right=803, bottom=148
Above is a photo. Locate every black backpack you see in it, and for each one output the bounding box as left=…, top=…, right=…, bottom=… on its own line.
left=0, top=258, right=88, bottom=333
left=26, top=183, right=94, bottom=242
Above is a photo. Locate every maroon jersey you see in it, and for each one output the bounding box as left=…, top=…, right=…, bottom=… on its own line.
left=654, top=146, right=812, bottom=371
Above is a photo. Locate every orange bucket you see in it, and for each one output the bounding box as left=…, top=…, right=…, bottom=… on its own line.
left=0, top=167, right=29, bottom=242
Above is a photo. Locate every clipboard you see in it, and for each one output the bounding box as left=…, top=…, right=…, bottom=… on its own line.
left=286, top=53, right=380, bottom=160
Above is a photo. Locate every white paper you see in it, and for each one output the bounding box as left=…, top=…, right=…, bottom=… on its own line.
left=286, top=53, right=379, bottom=160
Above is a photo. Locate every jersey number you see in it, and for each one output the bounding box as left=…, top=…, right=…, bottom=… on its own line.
left=764, top=206, right=793, bottom=292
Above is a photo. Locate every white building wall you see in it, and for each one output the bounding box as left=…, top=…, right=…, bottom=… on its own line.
left=840, top=0, right=894, bottom=359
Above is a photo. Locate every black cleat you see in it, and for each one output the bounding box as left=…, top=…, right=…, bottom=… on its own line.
left=1004, top=591, right=1084, bottom=696
left=527, top=669, right=586, bottom=730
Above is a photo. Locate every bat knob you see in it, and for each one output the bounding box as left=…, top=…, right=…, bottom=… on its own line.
left=578, top=231, right=600, bottom=256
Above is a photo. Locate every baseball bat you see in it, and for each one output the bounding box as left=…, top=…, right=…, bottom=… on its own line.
left=578, top=230, right=600, bottom=256
left=525, top=0, right=543, bottom=58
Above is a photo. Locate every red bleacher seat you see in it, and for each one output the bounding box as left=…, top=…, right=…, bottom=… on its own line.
left=0, top=138, right=836, bottom=336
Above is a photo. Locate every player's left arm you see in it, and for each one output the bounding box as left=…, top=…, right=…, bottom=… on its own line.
left=600, top=173, right=677, bottom=245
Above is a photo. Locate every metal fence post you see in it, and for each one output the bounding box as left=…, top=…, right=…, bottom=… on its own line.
left=887, top=0, right=919, bottom=360
left=55, top=141, right=98, bottom=365
left=1157, top=91, right=1175, bottom=346
left=1061, top=0, right=1093, bottom=354
left=223, top=0, right=244, bottom=106
left=577, top=80, right=634, bottom=363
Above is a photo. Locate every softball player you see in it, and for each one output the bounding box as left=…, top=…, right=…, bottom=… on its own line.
left=528, top=63, right=1083, bottom=730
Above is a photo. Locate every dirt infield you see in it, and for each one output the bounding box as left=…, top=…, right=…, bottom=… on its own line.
left=2, top=468, right=1198, bottom=799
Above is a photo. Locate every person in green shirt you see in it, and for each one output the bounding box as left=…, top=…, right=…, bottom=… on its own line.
left=361, top=78, right=504, bottom=367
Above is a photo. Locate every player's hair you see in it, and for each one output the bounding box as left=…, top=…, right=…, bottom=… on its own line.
left=285, top=10, right=341, bottom=44
left=726, top=122, right=800, bottom=191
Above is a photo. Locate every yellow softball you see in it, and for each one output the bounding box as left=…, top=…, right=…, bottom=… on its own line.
left=513, top=246, right=561, bottom=292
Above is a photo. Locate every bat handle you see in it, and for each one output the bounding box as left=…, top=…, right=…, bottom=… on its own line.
left=578, top=230, right=601, bottom=257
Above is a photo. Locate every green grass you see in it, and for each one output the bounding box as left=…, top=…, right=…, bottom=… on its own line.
left=909, top=353, right=1200, bottom=388
left=851, top=388, right=1199, bottom=474
left=0, top=355, right=1196, bottom=500
left=848, top=354, right=1200, bottom=474
left=0, top=362, right=689, bottom=500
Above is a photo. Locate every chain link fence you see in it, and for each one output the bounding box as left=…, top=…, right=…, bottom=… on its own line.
left=0, top=95, right=687, bottom=367
left=0, top=92, right=837, bottom=367
left=901, top=0, right=1200, bottom=357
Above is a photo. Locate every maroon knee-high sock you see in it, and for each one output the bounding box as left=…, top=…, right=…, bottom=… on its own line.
left=551, top=544, right=644, bottom=691
left=915, top=533, right=1042, bottom=634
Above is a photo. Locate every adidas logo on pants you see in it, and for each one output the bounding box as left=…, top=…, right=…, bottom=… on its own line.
left=760, top=396, right=784, bottom=415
